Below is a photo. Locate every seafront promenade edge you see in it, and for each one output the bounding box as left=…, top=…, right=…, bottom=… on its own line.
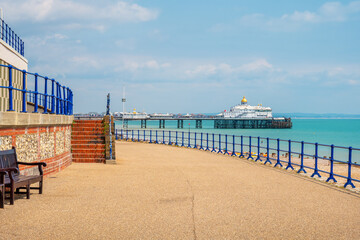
left=116, top=129, right=360, bottom=191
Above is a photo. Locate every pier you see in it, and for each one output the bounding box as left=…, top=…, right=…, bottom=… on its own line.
left=114, top=117, right=292, bottom=129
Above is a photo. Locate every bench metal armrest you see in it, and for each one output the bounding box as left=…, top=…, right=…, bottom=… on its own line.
left=17, top=162, right=47, bottom=167
left=17, top=162, right=47, bottom=175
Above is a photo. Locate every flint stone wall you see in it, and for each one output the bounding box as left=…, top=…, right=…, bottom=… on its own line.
left=0, top=125, right=72, bottom=176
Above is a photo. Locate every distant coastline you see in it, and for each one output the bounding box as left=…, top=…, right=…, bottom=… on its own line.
left=196, top=113, right=360, bottom=119
left=273, top=113, right=360, bottom=119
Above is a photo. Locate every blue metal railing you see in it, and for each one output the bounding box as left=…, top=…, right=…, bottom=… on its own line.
left=0, top=19, right=24, bottom=56
left=0, top=64, right=73, bottom=115
left=115, top=129, right=360, bottom=189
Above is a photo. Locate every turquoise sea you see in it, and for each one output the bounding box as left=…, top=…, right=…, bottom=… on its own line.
left=115, top=119, right=360, bottom=163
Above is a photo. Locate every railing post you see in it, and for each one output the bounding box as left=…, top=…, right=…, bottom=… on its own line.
left=70, top=90, right=73, bottom=115
left=211, top=133, right=216, bottom=152
left=120, top=129, right=123, bottom=140
left=43, top=77, right=48, bottom=113
left=59, top=84, right=64, bottom=114
left=162, top=130, right=165, bottom=144
left=62, top=86, right=66, bottom=115
left=187, top=132, right=191, bottom=148
left=193, top=132, right=197, bottom=148
left=247, top=136, right=253, bottom=160
left=143, top=129, right=146, bottom=142
left=150, top=130, right=152, bottom=143
left=274, top=138, right=282, bottom=167
left=264, top=138, right=271, bottom=164
left=217, top=134, right=222, bottom=153
left=255, top=137, right=261, bottom=161
left=155, top=130, right=158, bottom=144
left=311, top=143, right=321, bottom=178
left=56, top=82, right=60, bottom=114
left=181, top=132, right=184, bottom=147
left=326, top=145, right=336, bottom=182
left=168, top=131, right=172, bottom=145
left=131, top=130, right=134, bottom=141
left=138, top=129, right=140, bottom=141
left=239, top=136, right=244, bottom=158
left=115, top=129, right=118, bottom=140
left=21, top=70, right=27, bottom=113
left=59, top=83, right=63, bottom=115
left=7, top=65, right=14, bottom=111
left=344, top=147, right=355, bottom=188
left=297, top=141, right=306, bottom=173
left=33, top=73, right=39, bottom=113
left=50, top=79, right=55, bottom=113
left=66, top=87, right=70, bottom=115
left=224, top=134, right=229, bottom=155
left=175, top=131, right=178, bottom=146
left=199, top=133, right=204, bottom=150
left=206, top=133, right=210, bottom=151
left=231, top=135, right=237, bottom=156
left=126, top=129, right=128, bottom=140
left=286, top=140, right=294, bottom=170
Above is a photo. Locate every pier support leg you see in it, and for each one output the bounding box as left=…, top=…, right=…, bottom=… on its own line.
left=123, top=119, right=128, bottom=129
left=159, top=119, right=165, bottom=128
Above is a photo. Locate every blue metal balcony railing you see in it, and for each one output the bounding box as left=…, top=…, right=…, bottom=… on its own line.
left=0, top=19, right=25, bottom=56
left=116, top=129, right=360, bottom=189
left=0, top=64, right=73, bottom=115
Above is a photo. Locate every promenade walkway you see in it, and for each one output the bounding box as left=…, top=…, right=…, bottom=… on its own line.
left=1, top=141, right=359, bottom=239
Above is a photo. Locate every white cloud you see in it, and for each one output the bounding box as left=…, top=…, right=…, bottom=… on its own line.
left=117, top=59, right=171, bottom=71
left=62, top=23, right=107, bottom=32
left=145, top=60, right=160, bottom=69
left=70, top=56, right=99, bottom=68
left=186, top=59, right=273, bottom=76
left=236, top=1, right=360, bottom=31
left=0, top=0, right=158, bottom=23
left=25, top=33, right=68, bottom=46
left=281, top=11, right=318, bottom=22
left=239, top=59, right=273, bottom=72
left=282, top=1, right=360, bottom=23
left=348, top=79, right=359, bottom=85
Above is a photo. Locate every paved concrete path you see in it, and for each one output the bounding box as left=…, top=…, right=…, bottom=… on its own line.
left=1, top=141, right=359, bottom=239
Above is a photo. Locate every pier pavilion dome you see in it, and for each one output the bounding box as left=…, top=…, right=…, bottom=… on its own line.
left=241, top=96, right=248, bottom=105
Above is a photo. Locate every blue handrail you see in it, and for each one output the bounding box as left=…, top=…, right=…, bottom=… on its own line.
left=0, top=63, right=73, bottom=115
left=1, top=19, right=24, bottom=56
left=117, top=129, right=360, bottom=189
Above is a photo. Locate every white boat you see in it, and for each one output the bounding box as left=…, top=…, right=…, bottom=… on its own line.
left=121, top=109, right=148, bottom=119
left=218, top=97, right=272, bottom=119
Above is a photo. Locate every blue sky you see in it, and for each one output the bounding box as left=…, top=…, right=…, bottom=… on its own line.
left=1, top=0, right=360, bottom=114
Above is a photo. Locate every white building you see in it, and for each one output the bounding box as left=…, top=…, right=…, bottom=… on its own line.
left=121, top=109, right=148, bottom=119
left=219, top=97, right=273, bottom=119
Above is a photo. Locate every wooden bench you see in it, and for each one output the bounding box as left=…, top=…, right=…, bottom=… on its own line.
left=0, top=148, right=47, bottom=206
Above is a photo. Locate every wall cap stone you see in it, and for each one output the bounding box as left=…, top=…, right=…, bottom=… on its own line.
left=0, top=112, right=74, bottom=128
left=0, top=39, right=28, bottom=70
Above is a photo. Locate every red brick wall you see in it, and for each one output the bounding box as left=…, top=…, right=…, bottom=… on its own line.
left=0, top=125, right=72, bottom=176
